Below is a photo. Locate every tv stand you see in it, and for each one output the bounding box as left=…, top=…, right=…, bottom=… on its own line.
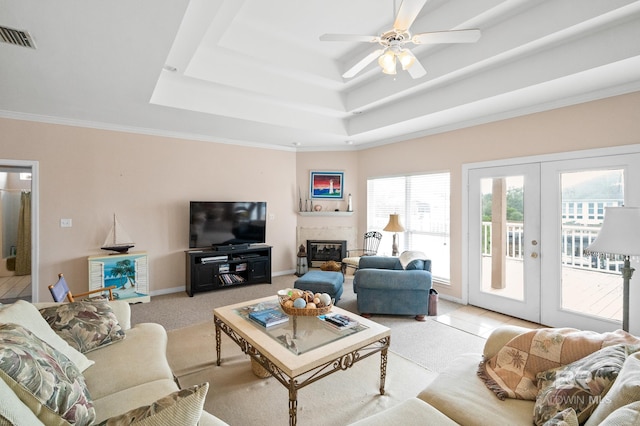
left=185, top=245, right=272, bottom=296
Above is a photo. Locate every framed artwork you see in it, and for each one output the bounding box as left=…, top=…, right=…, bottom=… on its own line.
left=310, top=171, right=344, bottom=199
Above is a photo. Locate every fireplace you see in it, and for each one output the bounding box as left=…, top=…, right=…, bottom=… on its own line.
left=307, top=240, right=347, bottom=267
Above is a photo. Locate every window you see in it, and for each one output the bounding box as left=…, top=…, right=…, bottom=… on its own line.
left=367, top=172, right=450, bottom=282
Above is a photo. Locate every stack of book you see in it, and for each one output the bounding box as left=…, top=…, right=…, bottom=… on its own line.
left=248, top=308, right=289, bottom=328
left=219, top=274, right=246, bottom=285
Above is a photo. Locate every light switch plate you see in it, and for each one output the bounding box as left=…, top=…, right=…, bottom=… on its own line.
left=60, top=218, right=72, bottom=228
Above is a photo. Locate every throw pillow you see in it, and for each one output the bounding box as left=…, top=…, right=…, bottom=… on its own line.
left=405, top=259, right=425, bottom=270
left=399, top=251, right=427, bottom=269
left=585, top=352, right=640, bottom=425
left=533, top=344, right=633, bottom=425
left=39, top=298, right=126, bottom=354
left=0, top=299, right=94, bottom=372
left=0, top=323, right=96, bottom=426
left=543, top=408, right=578, bottom=426
left=96, top=382, right=209, bottom=426
left=478, top=327, right=640, bottom=400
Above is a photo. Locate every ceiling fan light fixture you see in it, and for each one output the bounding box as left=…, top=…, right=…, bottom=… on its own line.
left=378, top=50, right=397, bottom=74
left=398, top=49, right=415, bottom=70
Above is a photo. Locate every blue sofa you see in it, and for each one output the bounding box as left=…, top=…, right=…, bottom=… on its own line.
left=352, top=254, right=432, bottom=320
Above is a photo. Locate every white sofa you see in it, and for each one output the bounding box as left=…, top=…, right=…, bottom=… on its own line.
left=0, top=299, right=228, bottom=425
left=352, top=325, right=640, bottom=425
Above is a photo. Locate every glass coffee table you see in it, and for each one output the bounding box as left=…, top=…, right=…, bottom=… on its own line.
left=213, top=296, right=391, bottom=426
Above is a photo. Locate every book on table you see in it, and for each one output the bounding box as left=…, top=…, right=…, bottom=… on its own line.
left=248, top=308, right=289, bottom=327
left=319, top=313, right=359, bottom=330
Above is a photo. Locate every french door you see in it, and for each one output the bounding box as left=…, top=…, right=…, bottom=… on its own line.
left=467, top=152, right=640, bottom=331
left=540, top=155, right=640, bottom=331
left=468, top=164, right=541, bottom=323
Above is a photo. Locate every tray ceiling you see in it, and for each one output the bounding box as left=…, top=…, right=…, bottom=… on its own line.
left=1, top=0, right=639, bottom=151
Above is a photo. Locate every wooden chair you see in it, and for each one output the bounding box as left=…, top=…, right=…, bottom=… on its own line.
left=341, top=231, right=383, bottom=274
left=48, top=273, right=116, bottom=302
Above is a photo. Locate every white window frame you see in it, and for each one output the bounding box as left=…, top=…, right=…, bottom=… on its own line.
left=367, top=172, right=450, bottom=282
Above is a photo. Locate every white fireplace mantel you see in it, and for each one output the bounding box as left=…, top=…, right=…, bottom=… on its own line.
left=298, top=211, right=353, bottom=217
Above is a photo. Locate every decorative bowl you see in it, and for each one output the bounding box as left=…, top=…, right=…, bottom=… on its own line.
left=278, top=289, right=333, bottom=316
left=279, top=302, right=333, bottom=316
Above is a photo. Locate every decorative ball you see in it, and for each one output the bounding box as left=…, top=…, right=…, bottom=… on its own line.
left=313, top=297, right=321, bottom=305
left=319, top=293, right=332, bottom=306
left=306, top=302, right=317, bottom=309
left=293, top=298, right=307, bottom=309
left=284, top=300, right=294, bottom=308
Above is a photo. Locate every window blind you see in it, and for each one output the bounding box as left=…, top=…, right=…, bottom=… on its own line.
left=367, top=172, right=450, bottom=281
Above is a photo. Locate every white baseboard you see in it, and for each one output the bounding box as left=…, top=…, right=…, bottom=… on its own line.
left=438, top=293, right=465, bottom=305
left=150, top=286, right=184, bottom=297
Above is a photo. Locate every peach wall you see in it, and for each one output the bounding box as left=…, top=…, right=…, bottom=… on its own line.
left=0, top=119, right=298, bottom=300
left=357, top=91, right=640, bottom=300
left=2, top=91, right=639, bottom=303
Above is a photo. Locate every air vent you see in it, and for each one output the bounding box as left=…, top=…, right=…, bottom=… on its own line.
left=0, top=26, right=36, bottom=49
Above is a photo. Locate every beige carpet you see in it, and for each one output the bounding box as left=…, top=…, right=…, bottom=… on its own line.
left=167, top=321, right=436, bottom=426
left=132, top=273, right=486, bottom=372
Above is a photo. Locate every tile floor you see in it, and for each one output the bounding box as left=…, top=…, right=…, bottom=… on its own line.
left=436, top=303, right=543, bottom=339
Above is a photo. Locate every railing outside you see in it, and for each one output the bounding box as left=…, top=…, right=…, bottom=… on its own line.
left=481, top=222, right=623, bottom=273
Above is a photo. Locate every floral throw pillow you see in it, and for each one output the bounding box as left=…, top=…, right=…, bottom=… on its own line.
left=543, top=408, right=578, bottom=426
left=533, top=344, right=634, bottom=425
left=96, top=382, right=209, bottom=426
left=39, top=298, right=125, bottom=354
left=0, top=323, right=95, bottom=426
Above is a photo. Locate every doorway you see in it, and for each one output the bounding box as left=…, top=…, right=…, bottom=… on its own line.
left=0, top=160, right=38, bottom=303
left=465, top=148, right=640, bottom=332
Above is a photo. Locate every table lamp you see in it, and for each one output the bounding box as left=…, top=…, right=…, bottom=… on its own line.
left=383, top=213, right=405, bottom=256
left=584, top=206, right=640, bottom=332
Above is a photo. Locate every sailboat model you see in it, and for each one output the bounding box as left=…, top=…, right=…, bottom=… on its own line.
left=101, top=214, right=135, bottom=254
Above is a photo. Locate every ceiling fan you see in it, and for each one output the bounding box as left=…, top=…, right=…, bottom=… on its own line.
left=320, top=0, right=481, bottom=79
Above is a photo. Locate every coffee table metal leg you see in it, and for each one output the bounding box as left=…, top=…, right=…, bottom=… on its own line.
left=215, top=318, right=221, bottom=366
left=288, top=382, right=298, bottom=426
left=380, top=346, right=388, bottom=395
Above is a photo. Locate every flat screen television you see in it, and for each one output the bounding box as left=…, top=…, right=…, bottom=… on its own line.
left=189, top=201, right=267, bottom=249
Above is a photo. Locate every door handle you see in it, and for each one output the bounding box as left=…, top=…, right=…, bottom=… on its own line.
left=531, top=240, right=539, bottom=258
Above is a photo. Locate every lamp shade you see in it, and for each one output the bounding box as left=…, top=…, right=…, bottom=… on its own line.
left=383, top=214, right=405, bottom=233
left=397, top=49, right=415, bottom=70
left=378, top=50, right=397, bottom=75
left=584, top=207, right=640, bottom=257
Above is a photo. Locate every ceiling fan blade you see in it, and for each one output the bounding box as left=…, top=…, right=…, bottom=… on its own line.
left=393, top=0, right=428, bottom=31
left=412, top=29, right=481, bottom=44
left=343, top=49, right=384, bottom=78
left=320, top=34, right=380, bottom=43
left=407, top=55, right=427, bottom=79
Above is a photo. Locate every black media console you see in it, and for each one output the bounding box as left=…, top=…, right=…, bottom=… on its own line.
left=185, top=244, right=272, bottom=296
